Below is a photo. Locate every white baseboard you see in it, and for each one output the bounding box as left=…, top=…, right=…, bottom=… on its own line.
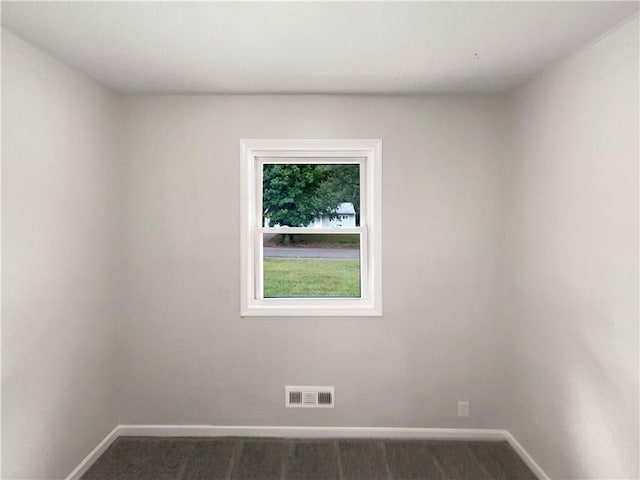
left=65, top=425, right=120, bottom=480
left=503, top=430, right=551, bottom=480
left=117, top=424, right=506, bottom=440
left=67, top=424, right=550, bottom=480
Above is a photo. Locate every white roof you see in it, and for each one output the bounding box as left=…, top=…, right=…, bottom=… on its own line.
left=336, top=202, right=356, bottom=215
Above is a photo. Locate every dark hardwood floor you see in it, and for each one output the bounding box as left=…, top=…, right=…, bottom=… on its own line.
left=81, top=437, right=539, bottom=480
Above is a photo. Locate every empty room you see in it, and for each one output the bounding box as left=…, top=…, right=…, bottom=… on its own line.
left=1, top=1, right=638, bottom=479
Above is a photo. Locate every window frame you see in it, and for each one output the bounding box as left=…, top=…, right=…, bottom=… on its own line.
left=240, top=139, right=382, bottom=317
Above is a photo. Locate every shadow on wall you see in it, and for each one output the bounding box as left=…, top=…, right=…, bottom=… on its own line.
left=510, top=290, right=638, bottom=479
left=563, top=322, right=638, bottom=477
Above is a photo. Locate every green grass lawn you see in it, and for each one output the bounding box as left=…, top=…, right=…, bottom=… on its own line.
left=268, top=233, right=359, bottom=249
left=264, top=258, right=360, bottom=297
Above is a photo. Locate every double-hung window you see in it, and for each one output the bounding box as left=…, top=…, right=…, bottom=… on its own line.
left=240, top=139, right=382, bottom=316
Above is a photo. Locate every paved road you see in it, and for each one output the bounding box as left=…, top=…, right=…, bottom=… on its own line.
left=264, top=247, right=359, bottom=259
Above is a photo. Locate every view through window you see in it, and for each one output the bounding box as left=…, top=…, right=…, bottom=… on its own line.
left=262, top=163, right=361, bottom=298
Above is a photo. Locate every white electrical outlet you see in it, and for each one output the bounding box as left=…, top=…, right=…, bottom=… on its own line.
left=457, top=401, right=470, bottom=417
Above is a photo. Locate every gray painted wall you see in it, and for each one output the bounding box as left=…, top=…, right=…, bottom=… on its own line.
left=119, top=94, right=508, bottom=429
left=504, top=16, right=639, bottom=479
left=2, top=31, right=122, bottom=479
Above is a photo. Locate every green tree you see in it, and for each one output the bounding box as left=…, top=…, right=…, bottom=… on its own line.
left=315, top=164, right=360, bottom=224
left=263, top=164, right=360, bottom=227
left=263, top=164, right=329, bottom=227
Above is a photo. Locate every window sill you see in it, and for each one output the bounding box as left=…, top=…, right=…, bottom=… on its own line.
left=241, top=305, right=383, bottom=317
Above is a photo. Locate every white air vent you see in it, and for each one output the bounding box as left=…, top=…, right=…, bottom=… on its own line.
left=285, top=386, right=335, bottom=408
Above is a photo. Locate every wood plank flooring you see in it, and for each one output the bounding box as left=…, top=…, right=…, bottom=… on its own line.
left=81, top=437, right=539, bottom=480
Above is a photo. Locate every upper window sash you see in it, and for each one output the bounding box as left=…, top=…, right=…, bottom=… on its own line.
left=256, top=157, right=366, bottom=229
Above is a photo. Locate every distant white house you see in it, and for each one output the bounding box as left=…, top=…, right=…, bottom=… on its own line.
left=264, top=202, right=356, bottom=228
left=308, top=202, right=356, bottom=228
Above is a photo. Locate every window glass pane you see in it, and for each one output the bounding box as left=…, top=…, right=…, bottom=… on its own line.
left=262, top=164, right=360, bottom=227
left=262, top=233, right=361, bottom=298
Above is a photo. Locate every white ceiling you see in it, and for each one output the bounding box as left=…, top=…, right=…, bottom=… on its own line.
left=2, top=1, right=638, bottom=94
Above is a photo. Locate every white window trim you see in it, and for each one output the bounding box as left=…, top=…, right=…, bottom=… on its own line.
left=240, top=139, right=382, bottom=317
